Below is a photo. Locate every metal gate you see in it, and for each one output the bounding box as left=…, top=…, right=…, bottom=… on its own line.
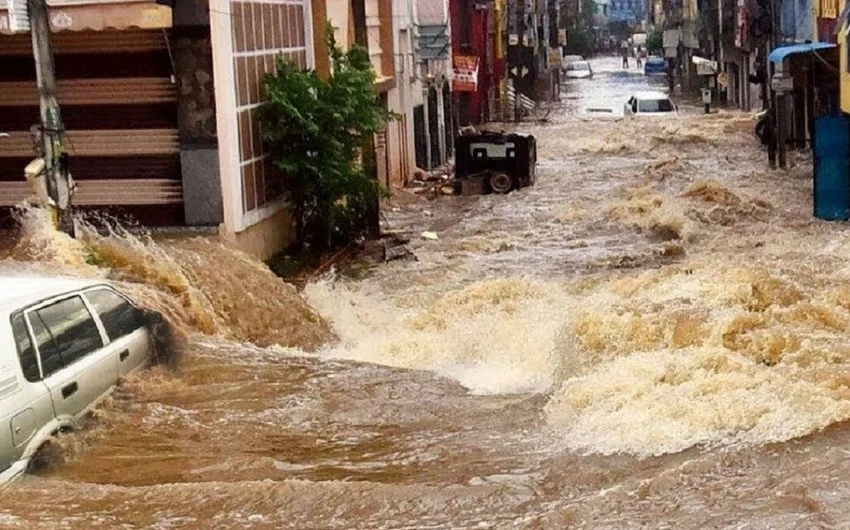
left=813, top=115, right=850, bottom=220
left=0, top=30, right=182, bottom=225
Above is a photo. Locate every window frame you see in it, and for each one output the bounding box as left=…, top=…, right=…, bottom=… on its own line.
left=80, top=287, right=147, bottom=343
left=10, top=311, right=41, bottom=383
left=14, top=286, right=115, bottom=381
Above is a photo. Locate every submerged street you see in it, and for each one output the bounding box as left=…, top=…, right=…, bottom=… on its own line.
left=3, top=57, right=850, bottom=528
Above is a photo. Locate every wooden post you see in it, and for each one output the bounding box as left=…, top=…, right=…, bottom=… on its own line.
left=28, top=0, right=73, bottom=235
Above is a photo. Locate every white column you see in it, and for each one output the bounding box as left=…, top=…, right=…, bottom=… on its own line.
left=209, top=0, right=245, bottom=233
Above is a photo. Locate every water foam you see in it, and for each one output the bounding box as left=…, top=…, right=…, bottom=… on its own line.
left=305, top=277, right=569, bottom=395
left=2, top=207, right=332, bottom=350
left=545, top=260, right=850, bottom=457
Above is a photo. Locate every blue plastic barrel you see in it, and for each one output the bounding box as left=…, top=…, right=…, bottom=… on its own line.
left=814, top=115, right=850, bottom=221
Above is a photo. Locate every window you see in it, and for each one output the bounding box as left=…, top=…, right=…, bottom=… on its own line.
left=638, top=98, right=674, bottom=113
left=10, top=312, right=40, bottom=382
left=85, top=289, right=145, bottom=341
left=29, top=296, right=103, bottom=378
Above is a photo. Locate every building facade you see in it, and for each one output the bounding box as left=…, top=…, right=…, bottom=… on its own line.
left=608, top=0, right=645, bottom=23
left=0, top=0, right=415, bottom=259
left=417, top=0, right=453, bottom=170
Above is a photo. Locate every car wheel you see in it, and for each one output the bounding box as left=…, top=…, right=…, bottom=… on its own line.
left=489, top=172, right=513, bottom=194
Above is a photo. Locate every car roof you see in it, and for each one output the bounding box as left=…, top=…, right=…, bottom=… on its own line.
left=633, top=91, right=672, bottom=100
left=0, top=276, right=104, bottom=313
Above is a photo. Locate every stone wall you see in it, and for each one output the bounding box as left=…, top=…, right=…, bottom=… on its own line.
left=175, top=35, right=217, bottom=146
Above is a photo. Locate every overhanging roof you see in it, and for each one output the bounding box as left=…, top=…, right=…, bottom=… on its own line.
left=0, top=0, right=172, bottom=34
left=768, top=42, right=837, bottom=63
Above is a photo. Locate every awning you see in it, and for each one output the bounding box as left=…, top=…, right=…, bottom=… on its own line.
left=0, top=1, right=171, bottom=34
left=768, top=42, right=837, bottom=63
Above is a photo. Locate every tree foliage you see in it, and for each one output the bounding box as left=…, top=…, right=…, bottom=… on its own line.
left=646, top=29, right=663, bottom=54
left=607, top=20, right=633, bottom=40
left=564, top=29, right=596, bottom=57
left=260, top=29, right=393, bottom=251
left=562, top=0, right=598, bottom=56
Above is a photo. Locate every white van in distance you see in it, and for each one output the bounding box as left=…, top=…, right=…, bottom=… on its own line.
left=0, top=277, right=155, bottom=483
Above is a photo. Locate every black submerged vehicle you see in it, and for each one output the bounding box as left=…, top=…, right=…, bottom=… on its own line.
left=454, top=132, right=537, bottom=194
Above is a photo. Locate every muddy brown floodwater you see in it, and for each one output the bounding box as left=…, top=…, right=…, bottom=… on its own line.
left=3, top=60, right=850, bottom=528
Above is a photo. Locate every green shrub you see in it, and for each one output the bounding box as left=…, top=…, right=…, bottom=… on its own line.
left=260, top=28, right=393, bottom=251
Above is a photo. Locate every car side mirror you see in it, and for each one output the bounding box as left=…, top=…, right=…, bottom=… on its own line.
left=141, top=309, right=164, bottom=326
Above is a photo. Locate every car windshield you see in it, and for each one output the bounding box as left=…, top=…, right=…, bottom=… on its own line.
left=569, top=61, right=590, bottom=71
left=638, top=98, right=674, bottom=113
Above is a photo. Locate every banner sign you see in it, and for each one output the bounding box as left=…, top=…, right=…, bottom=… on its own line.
left=452, top=55, right=480, bottom=92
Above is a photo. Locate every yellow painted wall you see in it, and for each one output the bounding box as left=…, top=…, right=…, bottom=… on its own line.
left=220, top=207, right=295, bottom=260
left=842, top=0, right=850, bottom=113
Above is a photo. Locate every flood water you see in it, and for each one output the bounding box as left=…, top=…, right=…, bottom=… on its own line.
left=1, top=57, right=849, bottom=528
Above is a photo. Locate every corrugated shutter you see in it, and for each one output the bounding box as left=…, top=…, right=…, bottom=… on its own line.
left=0, top=29, right=183, bottom=225
left=7, top=0, right=30, bottom=32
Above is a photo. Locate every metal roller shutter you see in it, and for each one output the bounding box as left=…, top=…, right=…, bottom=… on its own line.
left=0, top=29, right=183, bottom=225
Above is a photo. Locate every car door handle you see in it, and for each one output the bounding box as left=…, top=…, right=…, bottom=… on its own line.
left=62, top=382, right=78, bottom=399
left=119, top=350, right=130, bottom=362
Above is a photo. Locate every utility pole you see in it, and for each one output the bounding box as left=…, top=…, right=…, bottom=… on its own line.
left=28, top=0, right=74, bottom=235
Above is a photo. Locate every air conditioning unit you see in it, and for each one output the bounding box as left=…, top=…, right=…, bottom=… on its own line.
left=7, top=0, right=31, bottom=33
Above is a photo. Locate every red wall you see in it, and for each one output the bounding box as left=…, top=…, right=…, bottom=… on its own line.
left=450, top=0, right=491, bottom=125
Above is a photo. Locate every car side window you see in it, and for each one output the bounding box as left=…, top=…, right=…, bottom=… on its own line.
left=85, top=289, right=145, bottom=341
left=29, top=296, right=104, bottom=378
left=10, top=312, right=40, bottom=382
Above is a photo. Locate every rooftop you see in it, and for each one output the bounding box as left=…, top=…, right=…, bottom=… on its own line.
left=0, top=276, right=103, bottom=311
left=633, top=90, right=672, bottom=100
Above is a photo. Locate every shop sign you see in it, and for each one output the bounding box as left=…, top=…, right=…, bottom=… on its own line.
left=452, top=55, right=480, bottom=92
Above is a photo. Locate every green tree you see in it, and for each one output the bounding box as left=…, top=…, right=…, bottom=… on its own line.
left=260, top=28, right=393, bottom=251
left=563, top=0, right=598, bottom=56
left=646, top=29, right=662, bottom=54
left=608, top=20, right=632, bottom=40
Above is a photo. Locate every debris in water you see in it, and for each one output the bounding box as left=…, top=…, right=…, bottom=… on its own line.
left=644, top=156, right=683, bottom=180
left=682, top=179, right=773, bottom=225
left=384, top=245, right=416, bottom=262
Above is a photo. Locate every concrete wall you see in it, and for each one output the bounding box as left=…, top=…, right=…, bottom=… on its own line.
left=175, top=35, right=218, bottom=145
left=390, top=0, right=419, bottom=184
left=220, top=206, right=295, bottom=260
left=181, top=148, right=223, bottom=226
left=327, top=0, right=352, bottom=48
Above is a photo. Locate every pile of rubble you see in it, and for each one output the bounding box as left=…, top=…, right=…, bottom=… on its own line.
left=407, top=163, right=456, bottom=199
